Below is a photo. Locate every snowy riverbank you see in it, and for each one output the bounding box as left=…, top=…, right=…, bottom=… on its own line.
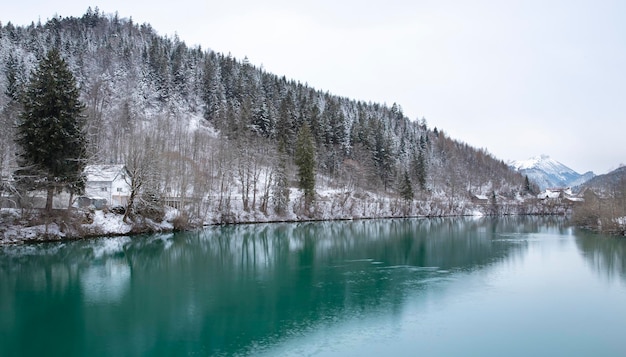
left=1, top=189, right=569, bottom=245
left=0, top=208, right=177, bottom=245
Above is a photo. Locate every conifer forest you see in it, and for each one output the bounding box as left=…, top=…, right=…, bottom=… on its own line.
left=0, top=10, right=540, bottom=224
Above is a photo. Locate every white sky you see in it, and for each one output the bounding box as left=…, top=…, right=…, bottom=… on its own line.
left=2, top=0, right=625, bottom=174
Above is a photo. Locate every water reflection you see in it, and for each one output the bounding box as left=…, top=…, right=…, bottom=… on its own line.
left=575, top=231, right=626, bottom=282
left=80, top=259, right=131, bottom=304
left=0, top=217, right=598, bottom=356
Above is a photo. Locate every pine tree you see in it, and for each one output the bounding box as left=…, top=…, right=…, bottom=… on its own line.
left=399, top=170, right=414, bottom=202
left=415, top=149, right=427, bottom=190
left=15, top=48, right=87, bottom=212
left=4, top=53, right=24, bottom=102
left=272, top=141, right=290, bottom=215
left=295, top=122, right=316, bottom=207
left=252, top=98, right=271, bottom=136
left=524, top=175, right=532, bottom=193
left=1, top=53, right=24, bottom=194
left=373, top=129, right=394, bottom=190
left=276, top=94, right=295, bottom=153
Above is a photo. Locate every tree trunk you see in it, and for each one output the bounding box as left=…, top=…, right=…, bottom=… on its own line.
left=68, top=191, right=74, bottom=210
left=46, top=185, right=54, bottom=212
left=123, top=187, right=137, bottom=223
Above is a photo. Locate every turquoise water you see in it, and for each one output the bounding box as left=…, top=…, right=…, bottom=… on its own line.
left=1, top=217, right=625, bottom=356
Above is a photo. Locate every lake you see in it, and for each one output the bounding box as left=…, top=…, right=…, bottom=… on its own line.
left=1, top=217, right=625, bottom=356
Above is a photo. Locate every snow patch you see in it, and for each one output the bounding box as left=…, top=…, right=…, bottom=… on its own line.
left=509, top=154, right=594, bottom=190
left=86, top=211, right=133, bottom=235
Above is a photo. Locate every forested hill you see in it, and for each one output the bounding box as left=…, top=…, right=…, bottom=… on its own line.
left=0, top=9, right=528, bottom=221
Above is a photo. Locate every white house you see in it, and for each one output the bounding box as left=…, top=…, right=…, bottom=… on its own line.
left=537, top=187, right=573, bottom=200
left=84, top=164, right=131, bottom=206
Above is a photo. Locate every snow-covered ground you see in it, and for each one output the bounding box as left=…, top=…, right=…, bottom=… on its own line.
left=0, top=207, right=177, bottom=245
left=1, top=179, right=564, bottom=245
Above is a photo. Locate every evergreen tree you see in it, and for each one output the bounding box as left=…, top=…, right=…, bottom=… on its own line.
left=399, top=170, right=414, bottom=202
left=252, top=97, right=271, bottom=136
left=309, top=103, right=322, bottom=145
left=419, top=135, right=427, bottom=151
left=295, top=122, right=316, bottom=207
left=15, top=48, right=87, bottom=212
left=373, top=128, right=394, bottom=190
left=415, top=149, right=427, bottom=190
left=4, top=53, right=24, bottom=102
left=272, top=142, right=290, bottom=215
left=524, top=175, right=532, bottom=193
left=276, top=94, right=295, bottom=152
left=1, top=53, right=24, bottom=193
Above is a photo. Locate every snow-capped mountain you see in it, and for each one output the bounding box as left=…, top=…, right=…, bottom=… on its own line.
left=509, top=155, right=594, bottom=190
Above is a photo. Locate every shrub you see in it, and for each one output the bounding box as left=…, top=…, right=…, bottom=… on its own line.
left=172, top=213, right=190, bottom=231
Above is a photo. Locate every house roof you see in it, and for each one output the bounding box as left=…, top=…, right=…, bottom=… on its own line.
left=84, top=164, right=127, bottom=182
left=538, top=191, right=561, bottom=199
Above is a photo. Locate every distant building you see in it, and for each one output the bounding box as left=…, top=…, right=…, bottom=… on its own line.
left=471, top=194, right=490, bottom=204
left=538, top=187, right=572, bottom=200
left=84, top=165, right=131, bottom=206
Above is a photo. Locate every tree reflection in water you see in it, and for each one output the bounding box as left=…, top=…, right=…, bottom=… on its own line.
left=1, top=217, right=610, bottom=356
left=576, top=230, right=626, bottom=282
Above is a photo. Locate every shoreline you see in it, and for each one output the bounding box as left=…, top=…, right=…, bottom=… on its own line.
left=0, top=208, right=573, bottom=246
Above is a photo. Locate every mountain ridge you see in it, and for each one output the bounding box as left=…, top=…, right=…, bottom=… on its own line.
left=509, top=155, right=594, bottom=191
left=578, top=166, right=626, bottom=193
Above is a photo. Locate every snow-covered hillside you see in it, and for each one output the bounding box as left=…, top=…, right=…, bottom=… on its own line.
left=0, top=11, right=554, bottom=243
left=509, top=155, right=594, bottom=190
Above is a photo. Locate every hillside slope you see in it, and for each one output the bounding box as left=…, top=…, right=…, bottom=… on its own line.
left=578, top=166, right=626, bottom=194
left=0, top=10, right=533, bottom=223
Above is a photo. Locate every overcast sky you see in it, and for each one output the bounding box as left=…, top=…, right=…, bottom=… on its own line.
left=3, top=0, right=625, bottom=174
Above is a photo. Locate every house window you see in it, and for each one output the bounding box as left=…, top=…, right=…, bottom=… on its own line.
left=121, top=174, right=126, bottom=180
left=117, top=188, right=123, bottom=192
left=101, top=187, right=108, bottom=192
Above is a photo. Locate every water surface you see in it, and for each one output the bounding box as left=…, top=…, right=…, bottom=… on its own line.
left=1, top=217, right=625, bottom=356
